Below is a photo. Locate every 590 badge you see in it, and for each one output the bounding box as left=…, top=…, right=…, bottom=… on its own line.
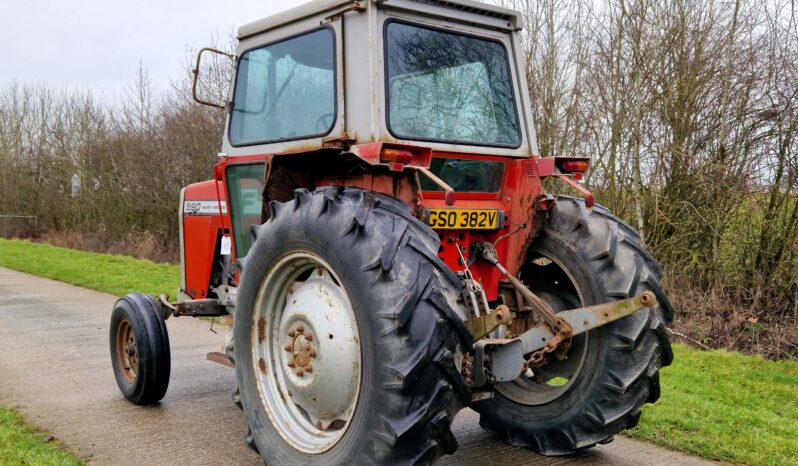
left=426, top=208, right=504, bottom=230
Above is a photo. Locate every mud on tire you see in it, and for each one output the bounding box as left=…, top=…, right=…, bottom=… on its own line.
left=473, top=196, right=674, bottom=455
left=233, top=187, right=472, bottom=465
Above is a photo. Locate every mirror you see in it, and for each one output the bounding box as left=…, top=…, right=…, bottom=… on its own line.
left=192, top=47, right=237, bottom=109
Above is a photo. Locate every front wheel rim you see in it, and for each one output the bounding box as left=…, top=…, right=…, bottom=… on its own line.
left=116, top=320, right=138, bottom=384
left=252, top=251, right=362, bottom=454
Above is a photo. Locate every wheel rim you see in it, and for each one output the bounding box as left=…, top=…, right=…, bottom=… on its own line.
left=252, top=251, right=361, bottom=454
left=495, top=250, right=590, bottom=406
left=116, top=320, right=138, bottom=384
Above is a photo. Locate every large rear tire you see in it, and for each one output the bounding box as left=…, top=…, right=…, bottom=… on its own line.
left=473, top=196, right=673, bottom=455
left=233, top=187, right=472, bottom=465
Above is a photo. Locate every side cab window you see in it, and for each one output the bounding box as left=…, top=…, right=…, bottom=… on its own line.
left=226, top=163, right=265, bottom=257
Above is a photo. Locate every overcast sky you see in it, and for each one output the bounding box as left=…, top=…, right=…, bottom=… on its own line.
left=0, top=0, right=300, bottom=101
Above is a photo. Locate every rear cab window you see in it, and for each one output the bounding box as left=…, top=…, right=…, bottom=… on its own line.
left=385, top=21, right=521, bottom=148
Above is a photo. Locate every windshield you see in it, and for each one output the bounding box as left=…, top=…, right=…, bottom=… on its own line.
left=385, top=21, right=521, bottom=147
left=229, top=28, right=335, bottom=146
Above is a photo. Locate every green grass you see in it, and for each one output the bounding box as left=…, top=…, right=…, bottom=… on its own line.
left=1, top=238, right=797, bottom=465
left=0, top=406, right=82, bottom=466
left=627, top=344, right=798, bottom=465
left=0, top=238, right=179, bottom=297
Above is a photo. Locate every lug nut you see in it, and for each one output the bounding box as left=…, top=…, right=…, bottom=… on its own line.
left=288, top=330, right=296, bottom=337
left=287, top=360, right=295, bottom=368
left=305, top=364, right=313, bottom=373
left=284, top=344, right=292, bottom=352
left=309, top=350, right=317, bottom=358
left=296, top=324, right=305, bottom=334
left=305, top=333, right=313, bottom=341
left=296, top=368, right=305, bottom=377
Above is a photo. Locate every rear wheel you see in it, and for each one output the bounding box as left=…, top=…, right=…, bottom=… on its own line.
left=234, top=187, right=472, bottom=465
left=109, top=293, right=171, bottom=404
left=473, top=196, right=673, bottom=455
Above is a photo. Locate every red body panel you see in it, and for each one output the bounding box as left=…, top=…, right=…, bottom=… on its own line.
left=181, top=180, right=228, bottom=299
left=180, top=152, right=550, bottom=304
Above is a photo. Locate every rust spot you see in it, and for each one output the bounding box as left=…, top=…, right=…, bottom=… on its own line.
left=257, top=318, right=266, bottom=343
left=258, top=358, right=268, bottom=375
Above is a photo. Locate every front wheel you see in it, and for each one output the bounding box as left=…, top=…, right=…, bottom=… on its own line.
left=233, top=187, right=472, bottom=465
left=473, top=196, right=674, bottom=455
left=109, top=293, right=171, bottom=404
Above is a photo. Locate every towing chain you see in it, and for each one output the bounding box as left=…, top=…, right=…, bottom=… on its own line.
left=524, top=330, right=569, bottom=368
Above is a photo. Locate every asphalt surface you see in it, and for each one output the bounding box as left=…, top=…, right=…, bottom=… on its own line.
left=0, top=267, right=716, bottom=465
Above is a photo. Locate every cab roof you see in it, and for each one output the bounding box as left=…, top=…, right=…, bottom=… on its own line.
left=237, top=0, right=523, bottom=39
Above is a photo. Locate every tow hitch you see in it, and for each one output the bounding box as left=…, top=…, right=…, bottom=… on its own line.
left=467, top=243, right=658, bottom=386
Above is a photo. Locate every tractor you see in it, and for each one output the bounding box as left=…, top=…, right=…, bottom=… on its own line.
left=109, top=0, right=673, bottom=464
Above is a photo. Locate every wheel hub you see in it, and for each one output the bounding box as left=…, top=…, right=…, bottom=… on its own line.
left=286, top=325, right=316, bottom=370
left=277, top=269, right=359, bottom=428
left=116, top=320, right=138, bottom=383
left=253, top=252, right=362, bottom=453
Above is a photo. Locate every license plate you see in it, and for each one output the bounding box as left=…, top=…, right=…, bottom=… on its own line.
left=427, top=208, right=502, bottom=230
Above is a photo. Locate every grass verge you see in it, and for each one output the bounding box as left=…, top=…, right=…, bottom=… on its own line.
left=1, top=238, right=796, bottom=465
left=627, top=344, right=798, bottom=465
left=0, top=238, right=179, bottom=297
left=0, top=406, right=83, bottom=465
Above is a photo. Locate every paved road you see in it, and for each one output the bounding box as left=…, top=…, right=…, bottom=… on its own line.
left=0, top=267, right=715, bottom=465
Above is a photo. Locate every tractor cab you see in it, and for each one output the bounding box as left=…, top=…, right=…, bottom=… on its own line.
left=221, top=0, right=537, bottom=158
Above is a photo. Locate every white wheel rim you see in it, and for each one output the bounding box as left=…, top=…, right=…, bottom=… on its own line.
left=252, top=251, right=361, bottom=454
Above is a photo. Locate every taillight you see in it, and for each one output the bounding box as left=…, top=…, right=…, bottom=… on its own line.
left=560, top=160, right=589, bottom=172
left=381, top=148, right=414, bottom=164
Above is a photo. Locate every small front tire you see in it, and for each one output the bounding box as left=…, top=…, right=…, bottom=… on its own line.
left=110, top=292, right=171, bottom=404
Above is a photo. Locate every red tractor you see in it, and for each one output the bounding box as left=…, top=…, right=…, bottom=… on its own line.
left=109, top=0, right=673, bottom=463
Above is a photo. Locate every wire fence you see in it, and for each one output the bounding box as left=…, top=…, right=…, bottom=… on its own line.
left=0, top=215, right=40, bottom=237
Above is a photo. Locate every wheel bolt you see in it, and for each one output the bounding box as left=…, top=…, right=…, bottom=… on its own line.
left=296, top=368, right=305, bottom=377
left=296, top=324, right=305, bottom=334
left=284, top=344, right=292, bottom=352
left=309, top=350, right=317, bottom=358
left=305, top=333, right=313, bottom=341
left=287, top=360, right=295, bottom=368
left=288, top=330, right=296, bottom=337
left=305, top=364, right=313, bottom=373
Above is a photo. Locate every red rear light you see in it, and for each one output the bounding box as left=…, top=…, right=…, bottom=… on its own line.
left=560, top=160, right=589, bottom=172
left=213, top=164, right=223, bottom=181
left=381, top=148, right=414, bottom=164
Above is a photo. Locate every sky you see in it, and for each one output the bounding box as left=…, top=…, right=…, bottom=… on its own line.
left=0, top=0, right=300, bottom=101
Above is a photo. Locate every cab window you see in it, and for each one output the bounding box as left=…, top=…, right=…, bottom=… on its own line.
left=230, top=28, right=335, bottom=146
left=226, top=163, right=265, bottom=257
left=385, top=21, right=520, bottom=147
